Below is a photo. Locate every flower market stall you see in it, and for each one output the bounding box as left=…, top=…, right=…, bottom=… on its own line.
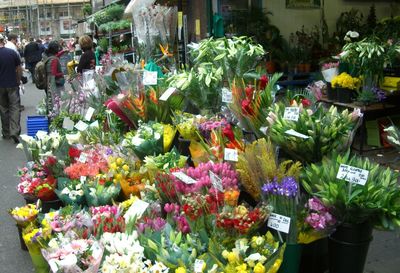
left=9, top=2, right=400, bottom=273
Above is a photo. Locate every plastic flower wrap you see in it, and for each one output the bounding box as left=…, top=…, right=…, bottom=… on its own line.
left=122, top=121, right=164, bottom=160
left=173, top=111, right=204, bottom=140
left=17, top=161, right=57, bottom=201
left=43, top=208, right=93, bottom=235
left=83, top=175, right=121, bottom=207
left=41, top=231, right=104, bottom=273
left=144, top=147, right=187, bottom=178
left=331, top=72, right=361, bottom=90
left=228, top=74, right=280, bottom=138
left=17, top=131, right=66, bottom=163
left=298, top=197, right=336, bottom=244
left=217, top=232, right=285, bottom=273
left=107, top=155, right=146, bottom=199
left=9, top=204, right=39, bottom=227
left=267, top=103, right=362, bottom=163
left=55, top=177, right=86, bottom=206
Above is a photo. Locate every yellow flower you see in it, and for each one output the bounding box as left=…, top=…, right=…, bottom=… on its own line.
left=222, top=250, right=229, bottom=259
left=175, top=267, right=186, bottom=273
left=122, top=164, right=130, bottom=171
left=116, top=158, right=124, bottom=166
left=253, top=263, right=265, bottom=273
left=235, top=205, right=248, bottom=216
left=235, top=263, right=247, bottom=273
left=251, top=236, right=265, bottom=248
left=266, top=259, right=282, bottom=273
left=227, top=251, right=239, bottom=264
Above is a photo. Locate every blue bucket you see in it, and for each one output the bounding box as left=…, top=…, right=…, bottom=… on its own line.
left=27, top=116, right=49, bottom=137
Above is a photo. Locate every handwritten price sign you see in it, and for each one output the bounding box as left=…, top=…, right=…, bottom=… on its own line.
left=336, top=164, right=369, bottom=186
left=283, top=107, right=300, bottom=121
left=222, top=88, right=233, bottom=103
left=267, top=213, right=291, bottom=233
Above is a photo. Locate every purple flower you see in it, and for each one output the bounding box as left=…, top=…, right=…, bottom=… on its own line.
left=307, top=197, right=326, bottom=212
left=372, top=87, right=386, bottom=101
left=262, top=177, right=298, bottom=197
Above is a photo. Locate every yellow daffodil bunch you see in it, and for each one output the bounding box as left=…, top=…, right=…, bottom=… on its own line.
left=331, top=72, right=361, bottom=90
left=9, top=204, right=39, bottom=226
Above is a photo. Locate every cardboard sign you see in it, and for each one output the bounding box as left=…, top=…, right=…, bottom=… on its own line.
left=224, top=148, right=238, bottom=162
left=172, top=171, right=197, bottom=184
left=143, top=71, right=158, bottom=86
left=62, top=117, right=75, bottom=131
left=285, top=129, right=310, bottom=139
left=74, top=120, right=89, bottom=132
left=267, top=213, right=291, bottom=233
left=124, top=199, right=150, bottom=222
left=159, top=87, right=176, bottom=101
left=221, top=87, right=233, bottom=103
left=84, top=107, right=95, bottom=121
left=283, top=107, right=300, bottom=121
left=336, top=164, right=369, bottom=186
left=209, top=171, right=223, bottom=192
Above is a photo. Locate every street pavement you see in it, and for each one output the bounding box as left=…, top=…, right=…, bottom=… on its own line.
left=0, top=82, right=399, bottom=272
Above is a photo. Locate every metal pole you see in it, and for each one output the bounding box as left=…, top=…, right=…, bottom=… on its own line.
left=37, top=0, right=40, bottom=37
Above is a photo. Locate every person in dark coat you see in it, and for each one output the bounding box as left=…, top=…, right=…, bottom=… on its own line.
left=24, top=38, right=42, bottom=83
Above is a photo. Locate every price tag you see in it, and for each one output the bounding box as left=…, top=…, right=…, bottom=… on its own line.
left=260, top=126, right=268, bottom=135
left=209, top=171, right=223, bottom=192
left=62, top=117, right=75, bottom=131
left=267, top=213, right=291, bottom=233
left=80, top=176, right=87, bottom=183
left=285, top=129, right=309, bottom=139
left=124, top=199, right=149, bottom=222
left=78, top=153, right=87, bottom=163
left=194, top=259, right=205, bottom=273
left=336, top=164, right=369, bottom=186
left=90, top=120, right=99, bottom=128
left=173, top=171, right=197, bottom=184
left=283, top=107, right=300, bottom=121
left=143, top=71, right=158, bottom=86
left=159, top=87, right=176, bottom=101
left=221, top=87, right=233, bottom=103
left=74, top=120, right=89, bottom=132
left=224, top=148, right=238, bottom=162
left=84, top=107, right=95, bottom=121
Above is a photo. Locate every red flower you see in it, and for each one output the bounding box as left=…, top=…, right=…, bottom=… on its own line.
left=222, top=124, right=235, bottom=142
left=301, top=98, right=312, bottom=107
left=68, top=147, right=81, bottom=158
left=241, top=99, right=254, bottom=115
left=245, top=86, right=254, bottom=99
left=259, top=75, right=268, bottom=90
left=46, top=156, right=57, bottom=165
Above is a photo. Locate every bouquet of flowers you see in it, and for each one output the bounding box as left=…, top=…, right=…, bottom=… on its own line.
left=83, top=175, right=121, bottom=206
left=9, top=204, right=39, bottom=227
left=23, top=224, right=52, bottom=273
left=331, top=72, right=361, bottom=90
left=91, top=205, right=126, bottom=239
left=17, top=131, right=66, bottom=163
left=144, top=148, right=187, bottom=180
left=55, top=177, right=86, bottom=206
left=122, top=122, right=165, bottom=160
left=267, top=103, right=362, bottom=163
left=298, top=197, right=336, bottom=244
left=228, top=74, right=280, bottom=138
left=44, top=208, right=93, bottom=234
left=197, top=117, right=228, bottom=140
left=172, top=111, right=204, bottom=140
left=321, top=62, right=339, bottom=82
left=41, top=232, right=104, bottom=273
left=17, top=162, right=57, bottom=201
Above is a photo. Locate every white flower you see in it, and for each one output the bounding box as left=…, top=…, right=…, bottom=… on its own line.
left=16, top=143, right=23, bottom=149
left=66, top=133, right=81, bottom=144
left=345, top=31, right=359, bottom=39
left=20, top=134, right=34, bottom=144
left=245, top=253, right=262, bottom=262
left=35, top=130, right=48, bottom=140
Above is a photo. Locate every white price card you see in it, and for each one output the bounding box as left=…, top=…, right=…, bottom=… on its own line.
left=78, top=153, right=87, bottom=163
left=224, top=148, right=238, bottom=162
left=124, top=199, right=150, bottom=223
left=285, top=129, right=310, bottom=139
left=194, top=259, right=205, bottom=273
left=222, top=87, right=233, bottom=103
left=267, top=213, right=291, bottom=233
left=172, top=171, right=197, bottom=184
left=62, top=117, right=75, bottom=131
left=283, top=107, right=300, bottom=121
left=159, top=87, right=176, bottom=101
left=90, top=120, right=99, bottom=128
left=209, top=171, right=223, bottom=192
left=84, top=107, right=95, bottom=121
left=336, top=164, right=369, bottom=186
left=143, top=71, right=158, bottom=86
left=74, top=120, right=89, bottom=132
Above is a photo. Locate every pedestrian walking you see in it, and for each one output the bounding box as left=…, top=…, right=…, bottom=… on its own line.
left=5, top=33, right=20, bottom=58
left=77, top=35, right=95, bottom=74
left=0, top=34, right=22, bottom=143
left=24, top=38, right=42, bottom=84
left=45, top=41, right=65, bottom=115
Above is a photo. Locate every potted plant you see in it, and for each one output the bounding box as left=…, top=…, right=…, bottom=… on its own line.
left=302, top=151, right=400, bottom=273
left=331, top=72, right=360, bottom=103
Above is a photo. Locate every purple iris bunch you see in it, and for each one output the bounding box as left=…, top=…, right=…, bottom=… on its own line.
left=262, top=176, right=299, bottom=198
left=372, top=87, right=386, bottom=102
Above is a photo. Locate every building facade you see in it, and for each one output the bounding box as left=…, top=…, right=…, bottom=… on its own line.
left=0, top=0, right=90, bottom=39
